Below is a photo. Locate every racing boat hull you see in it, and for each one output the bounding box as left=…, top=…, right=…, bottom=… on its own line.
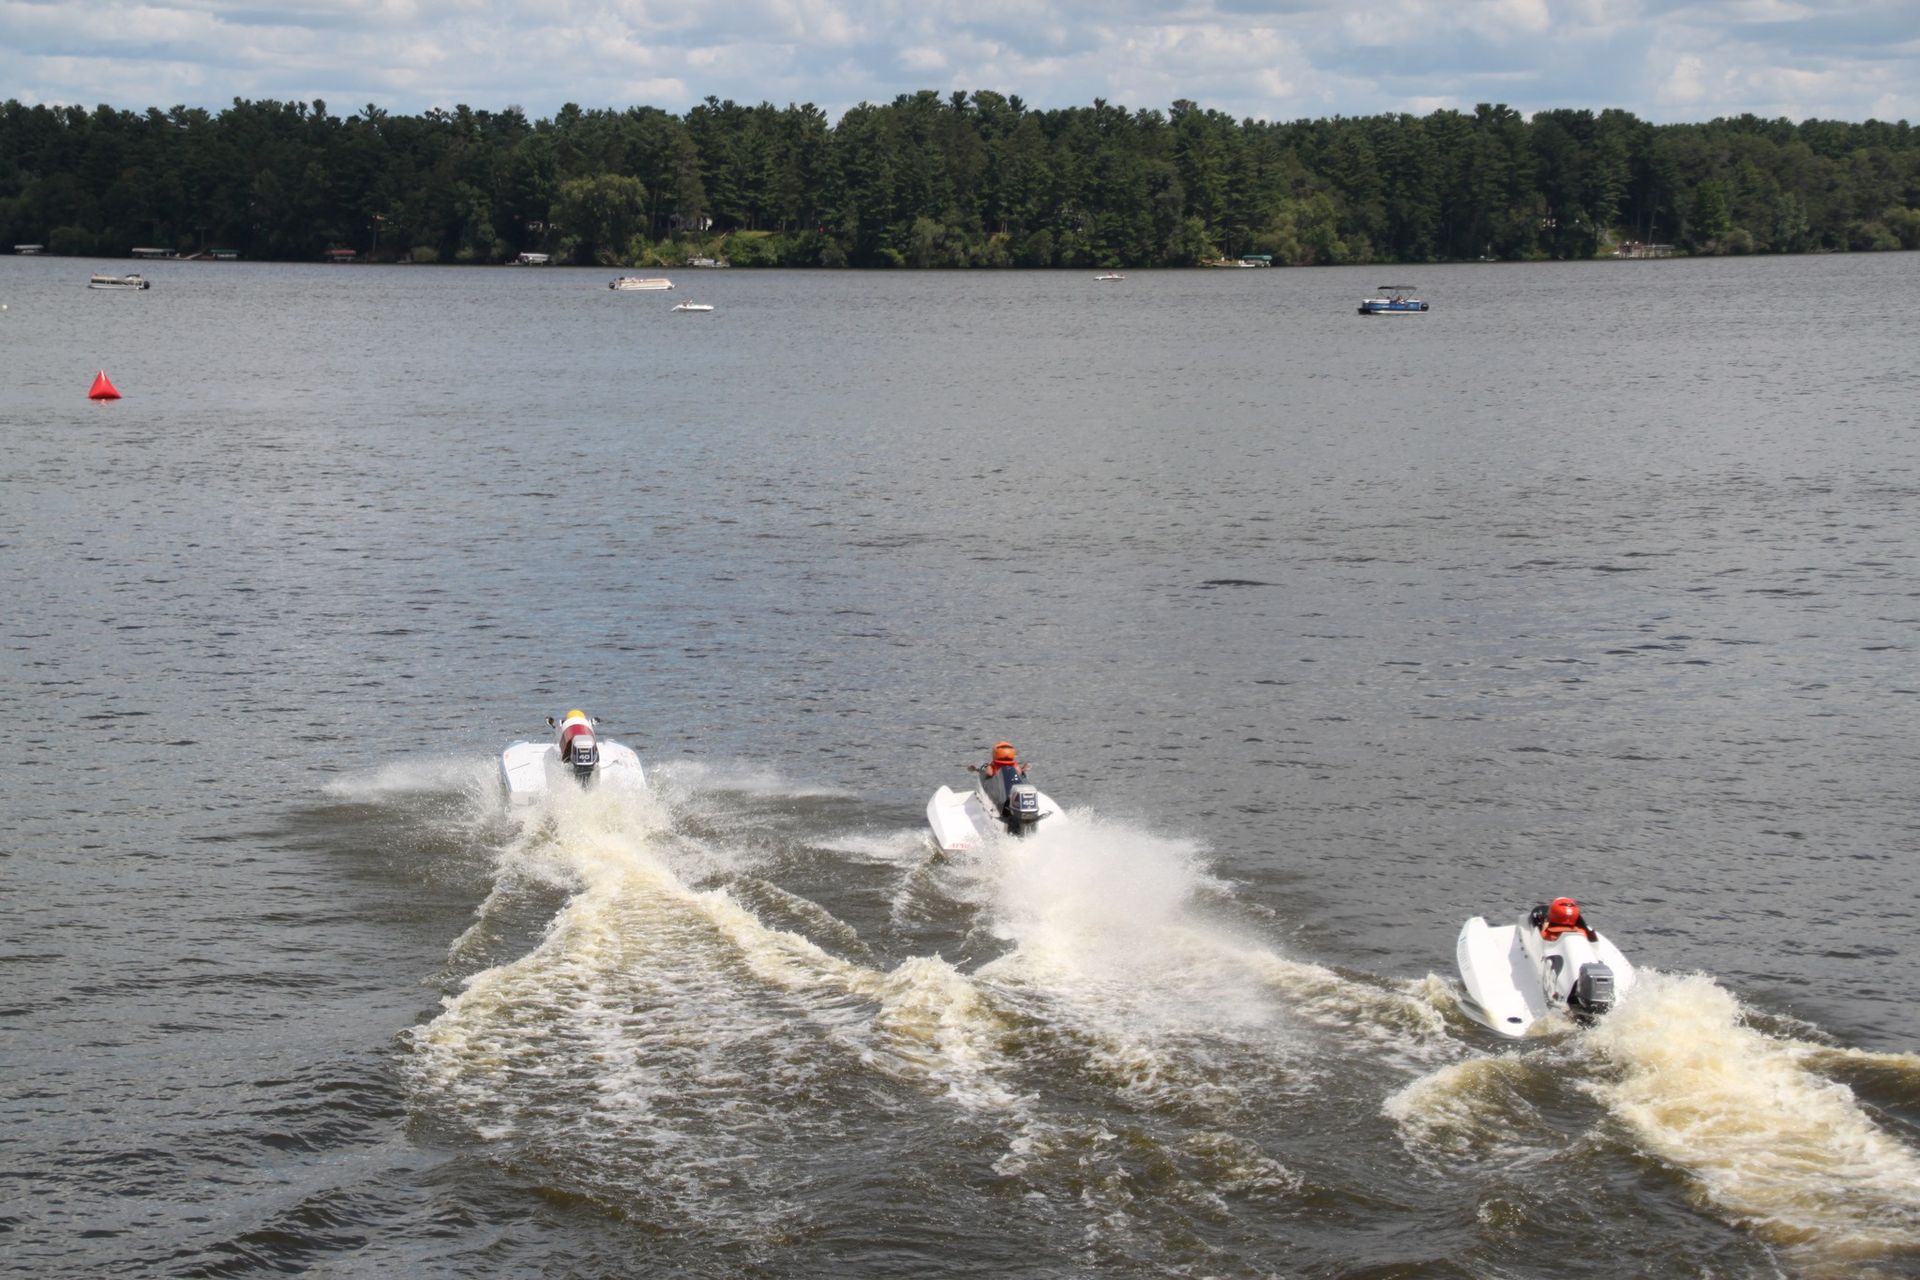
left=1456, top=914, right=1636, bottom=1038
left=499, top=739, right=646, bottom=805
left=926, top=782, right=1059, bottom=854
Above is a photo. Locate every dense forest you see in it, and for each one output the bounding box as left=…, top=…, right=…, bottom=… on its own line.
left=3, top=92, right=1917, bottom=267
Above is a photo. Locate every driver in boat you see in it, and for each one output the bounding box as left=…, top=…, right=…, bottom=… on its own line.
left=1532, top=897, right=1597, bottom=942
left=973, top=741, right=1026, bottom=811
left=555, top=710, right=594, bottom=762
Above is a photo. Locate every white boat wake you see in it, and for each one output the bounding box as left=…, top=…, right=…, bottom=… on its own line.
left=1390, top=970, right=1920, bottom=1278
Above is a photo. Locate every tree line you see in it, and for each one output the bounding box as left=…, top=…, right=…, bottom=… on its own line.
left=3, top=92, right=1916, bottom=267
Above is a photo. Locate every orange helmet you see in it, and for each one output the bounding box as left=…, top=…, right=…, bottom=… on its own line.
left=1548, top=898, right=1581, bottom=928
left=991, top=741, right=1017, bottom=764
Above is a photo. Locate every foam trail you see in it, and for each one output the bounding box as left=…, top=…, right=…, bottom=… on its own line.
left=1384, top=1054, right=1555, bottom=1161
left=686, top=882, right=1024, bottom=1110
left=956, top=811, right=1444, bottom=1116
left=322, top=754, right=498, bottom=802
left=1793, top=1042, right=1920, bottom=1092
left=970, top=813, right=1279, bottom=1040
left=407, top=778, right=1031, bottom=1228
left=1591, top=971, right=1920, bottom=1277
left=821, top=827, right=934, bottom=867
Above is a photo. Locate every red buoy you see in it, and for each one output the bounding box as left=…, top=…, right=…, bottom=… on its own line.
left=88, top=370, right=121, bottom=400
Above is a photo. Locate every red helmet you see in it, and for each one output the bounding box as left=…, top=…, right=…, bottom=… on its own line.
left=991, top=741, right=1017, bottom=764
left=1548, top=898, right=1581, bottom=928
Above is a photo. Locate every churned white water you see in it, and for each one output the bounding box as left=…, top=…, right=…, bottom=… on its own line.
left=1386, top=970, right=1920, bottom=1277
left=1591, top=972, right=1920, bottom=1276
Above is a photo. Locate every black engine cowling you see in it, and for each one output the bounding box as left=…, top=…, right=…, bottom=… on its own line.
left=1004, top=782, right=1042, bottom=834
left=567, top=736, right=598, bottom=782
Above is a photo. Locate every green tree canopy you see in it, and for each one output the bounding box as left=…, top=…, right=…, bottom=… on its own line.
left=2, top=94, right=1914, bottom=266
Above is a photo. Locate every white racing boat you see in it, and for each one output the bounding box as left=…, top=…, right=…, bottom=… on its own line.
left=926, top=749, right=1060, bottom=854
left=1456, top=898, right=1636, bottom=1037
left=499, top=709, right=646, bottom=806
left=670, top=302, right=714, bottom=312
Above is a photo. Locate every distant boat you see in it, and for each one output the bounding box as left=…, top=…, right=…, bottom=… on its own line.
left=670, top=302, right=714, bottom=312
left=611, top=276, right=674, bottom=291
left=1357, top=285, right=1428, bottom=315
left=1094, top=271, right=1125, bottom=281
left=685, top=257, right=730, bottom=268
left=88, top=274, right=150, bottom=290
left=515, top=252, right=550, bottom=265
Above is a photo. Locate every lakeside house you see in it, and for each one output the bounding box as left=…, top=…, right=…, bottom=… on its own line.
left=323, top=248, right=359, bottom=263
left=14, top=244, right=44, bottom=254
left=131, top=246, right=177, bottom=259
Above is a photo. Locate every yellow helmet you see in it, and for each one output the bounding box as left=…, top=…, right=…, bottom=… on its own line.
left=565, top=709, right=587, bottom=721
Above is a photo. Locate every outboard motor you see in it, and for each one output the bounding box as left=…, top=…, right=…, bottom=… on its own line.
left=566, top=734, right=598, bottom=783
left=1570, top=962, right=1615, bottom=1017
left=1004, top=782, right=1043, bottom=835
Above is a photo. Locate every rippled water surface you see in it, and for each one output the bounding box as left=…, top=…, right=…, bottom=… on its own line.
left=4, top=253, right=1919, bottom=1278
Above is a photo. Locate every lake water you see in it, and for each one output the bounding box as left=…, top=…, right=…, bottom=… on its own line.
left=3, top=252, right=1919, bottom=1278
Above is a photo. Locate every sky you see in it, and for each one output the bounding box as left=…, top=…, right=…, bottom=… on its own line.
left=2, top=0, right=1916, bottom=125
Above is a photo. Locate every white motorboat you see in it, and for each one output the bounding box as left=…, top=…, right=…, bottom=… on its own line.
left=1455, top=898, right=1636, bottom=1038
left=499, top=710, right=646, bottom=806
left=670, top=302, right=714, bottom=312
left=89, top=274, right=151, bottom=290
left=610, top=276, right=674, bottom=291
left=1094, top=271, right=1125, bottom=281
left=926, top=761, right=1060, bottom=854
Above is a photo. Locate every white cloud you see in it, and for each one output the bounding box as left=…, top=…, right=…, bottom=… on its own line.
left=1563, top=0, right=1629, bottom=24
left=1709, top=0, right=1815, bottom=20
left=618, top=75, right=689, bottom=99
left=1473, top=0, right=1552, bottom=38
left=759, top=0, right=856, bottom=45
left=899, top=45, right=948, bottom=72
left=1662, top=53, right=1708, bottom=103
left=1258, top=68, right=1297, bottom=98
